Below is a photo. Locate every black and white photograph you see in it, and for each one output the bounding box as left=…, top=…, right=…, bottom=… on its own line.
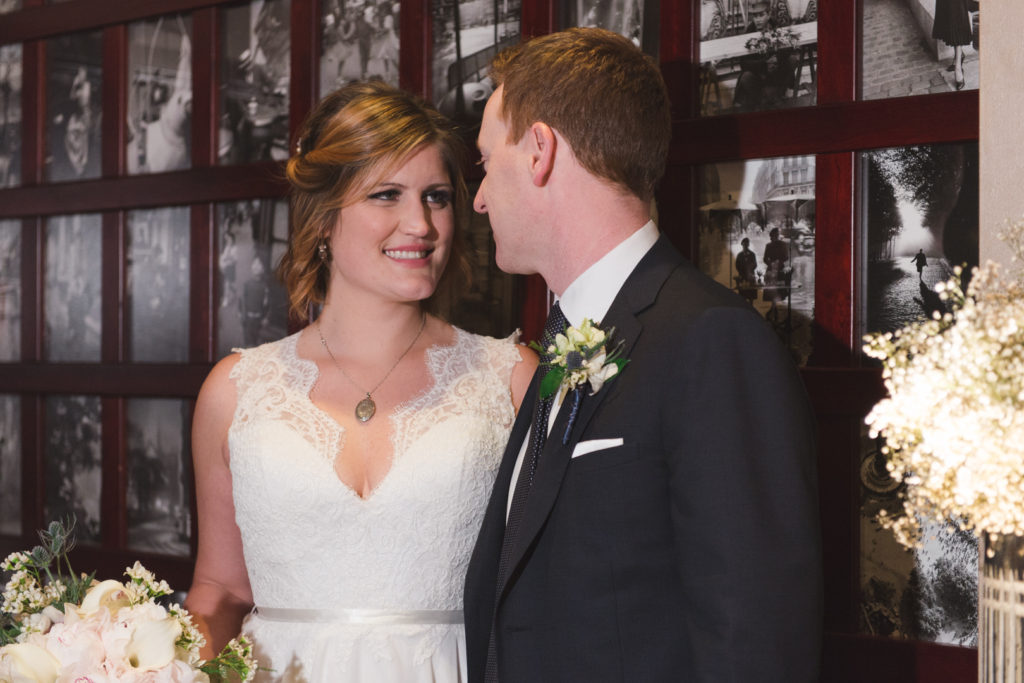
left=859, top=427, right=977, bottom=646
left=431, top=0, right=520, bottom=127
left=126, top=398, right=191, bottom=557
left=216, top=199, right=289, bottom=359
left=860, top=142, right=978, bottom=340
left=0, top=43, right=22, bottom=188
left=0, top=219, right=19, bottom=361
left=127, top=207, right=190, bottom=362
left=434, top=180, right=520, bottom=338
left=862, top=0, right=978, bottom=100
left=0, top=0, right=22, bottom=13
left=560, top=0, right=659, bottom=55
left=699, top=0, right=817, bottom=116
left=45, top=31, right=103, bottom=182
left=127, top=14, right=193, bottom=175
left=219, top=0, right=290, bottom=165
left=0, top=395, right=19, bottom=536
left=697, top=156, right=816, bottom=364
left=320, top=0, right=400, bottom=98
left=45, top=213, right=102, bottom=362
left=45, top=395, right=102, bottom=543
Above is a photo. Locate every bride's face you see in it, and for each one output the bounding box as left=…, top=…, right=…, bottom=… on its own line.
left=327, top=144, right=455, bottom=305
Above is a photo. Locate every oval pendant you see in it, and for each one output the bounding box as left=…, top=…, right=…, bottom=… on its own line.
left=355, top=396, right=376, bottom=423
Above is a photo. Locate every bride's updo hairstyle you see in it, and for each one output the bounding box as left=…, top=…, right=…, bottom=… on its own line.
left=279, top=80, right=470, bottom=319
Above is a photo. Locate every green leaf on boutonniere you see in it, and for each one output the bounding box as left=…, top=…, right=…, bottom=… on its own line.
left=539, top=367, right=565, bottom=399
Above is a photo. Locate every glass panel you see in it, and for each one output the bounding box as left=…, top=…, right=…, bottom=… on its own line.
left=44, top=395, right=102, bottom=543
left=126, top=398, right=191, bottom=557
left=219, top=0, right=290, bottom=165
left=320, top=0, right=400, bottom=96
left=0, top=43, right=22, bottom=188
left=697, top=156, right=816, bottom=365
left=861, top=0, right=977, bottom=100
left=559, top=0, right=660, bottom=55
left=126, top=207, right=190, bottom=362
left=0, top=395, right=20, bottom=536
left=859, top=142, right=979, bottom=341
left=127, top=14, right=193, bottom=174
left=45, top=214, right=102, bottom=362
left=858, top=425, right=978, bottom=644
left=45, top=31, right=103, bottom=182
left=431, top=0, right=520, bottom=128
left=0, top=1, right=23, bottom=13
left=0, top=219, right=20, bottom=360
left=215, top=199, right=289, bottom=358
left=699, top=0, right=817, bottom=116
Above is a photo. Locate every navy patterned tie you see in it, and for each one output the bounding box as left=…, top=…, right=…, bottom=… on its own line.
left=484, top=302, right=568, bottom=683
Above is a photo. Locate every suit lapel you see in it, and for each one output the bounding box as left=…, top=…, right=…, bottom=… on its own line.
left=496, top=236, right=682, bottom=601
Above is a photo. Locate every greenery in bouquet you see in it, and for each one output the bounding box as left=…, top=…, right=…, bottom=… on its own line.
left=0, top=519, right=257, bottom=682
left=744, top=26, right=800, bottom=57
left=863, top=218, right=1024, bottom=549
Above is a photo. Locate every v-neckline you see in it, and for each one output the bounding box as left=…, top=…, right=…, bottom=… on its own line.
left=286, top=330, right=458, bottom=501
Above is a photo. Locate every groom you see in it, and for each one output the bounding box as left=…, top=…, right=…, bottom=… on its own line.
left=464, top=28, right=823, bottom=682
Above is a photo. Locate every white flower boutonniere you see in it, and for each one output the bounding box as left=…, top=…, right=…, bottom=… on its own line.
left=530, top=317, right=628, bottom=401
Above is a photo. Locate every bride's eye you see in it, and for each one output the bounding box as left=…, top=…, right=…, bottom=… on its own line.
left=424, top=189, right=452, bottom=209
left=369, top=189, right=400, bottom=202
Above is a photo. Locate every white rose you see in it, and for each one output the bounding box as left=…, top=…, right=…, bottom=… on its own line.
left=0, top=642, right=60, bottom=683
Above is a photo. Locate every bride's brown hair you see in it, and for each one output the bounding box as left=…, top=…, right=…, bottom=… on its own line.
left=279, top=80, right=470, bottom=319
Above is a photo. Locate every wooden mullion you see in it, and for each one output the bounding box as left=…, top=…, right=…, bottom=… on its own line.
left=102, top=24, right=128, bottom=179
left=0, top=363, right=211, bottom=396
left=21, top=39, right=44, bottom=187
left=290, top=0, right=317, bottom=133
left=101, top=210, right=126, bottom=363
left=191, top=7, right=217, bottom=168
left=659, top=0, right=698, bottom=121
left=399, top=0, right=430, bottom=97
left=817, top=0, right=857, bottom=105
left=20, top=216, right=41, bottom=363
left=520, top=0, right=555, bottom=39
left=190, top=203, right=215, bottom=363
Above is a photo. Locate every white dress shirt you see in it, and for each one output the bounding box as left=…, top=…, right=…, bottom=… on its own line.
left=506, top=220, right=660, bottom=519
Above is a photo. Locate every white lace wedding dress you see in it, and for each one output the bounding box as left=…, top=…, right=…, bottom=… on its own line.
left=227, top=328, right=520, bottom=682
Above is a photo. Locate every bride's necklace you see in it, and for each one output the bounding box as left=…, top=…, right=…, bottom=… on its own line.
left=316, top=313, right=427, bottom=423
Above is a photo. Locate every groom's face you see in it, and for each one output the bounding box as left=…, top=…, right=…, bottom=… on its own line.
left=474, top=86, right=538, bottom=275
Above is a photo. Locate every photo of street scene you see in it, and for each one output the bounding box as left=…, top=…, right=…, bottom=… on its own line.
left=861, top=142, right=978, bottom=340
left=698, top=156, right=816, bottom=365
left=45, top=395, right=102, bottom=544
left=45, top=213, right=102, bottom=362
left=320, top=0, right=400, bottom=97
left=0, top=395, right=19, bottom=536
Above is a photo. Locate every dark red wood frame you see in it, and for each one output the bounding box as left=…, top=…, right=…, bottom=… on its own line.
left=0, top=0, right=979, bottom=679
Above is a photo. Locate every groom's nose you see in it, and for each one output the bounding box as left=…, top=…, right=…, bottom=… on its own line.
left=473, top=182, right=488, bottom=214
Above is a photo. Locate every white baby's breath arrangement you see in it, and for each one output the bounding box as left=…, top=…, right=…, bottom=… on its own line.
left=863, top=218, right=1024, bottom=549
left=0, top=519, right=257, bottom=682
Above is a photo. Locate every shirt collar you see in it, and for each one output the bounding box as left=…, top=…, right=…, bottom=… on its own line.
left=557, top=220, right=659, bottom=327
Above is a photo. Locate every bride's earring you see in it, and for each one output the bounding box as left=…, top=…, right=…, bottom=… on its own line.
left=318, top=241, right=329, bottom=263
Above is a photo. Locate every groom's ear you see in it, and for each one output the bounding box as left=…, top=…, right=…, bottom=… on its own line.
left=526, top=122, right=556, bottom=188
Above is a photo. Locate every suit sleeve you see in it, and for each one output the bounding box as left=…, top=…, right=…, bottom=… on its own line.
left=666, top=305, right=822, bottom=682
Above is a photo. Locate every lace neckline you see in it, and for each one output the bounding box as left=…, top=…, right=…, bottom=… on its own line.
left=282, top=328, right=467, bottom=502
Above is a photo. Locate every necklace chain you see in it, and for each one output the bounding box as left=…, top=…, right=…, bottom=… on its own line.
left=316, top=313, right=427, bottom=423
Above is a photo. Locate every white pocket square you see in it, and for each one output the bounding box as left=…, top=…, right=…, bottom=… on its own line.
left=571, top=438, right=624, bottom=458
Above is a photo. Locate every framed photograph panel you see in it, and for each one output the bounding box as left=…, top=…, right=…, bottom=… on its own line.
left=699, top=0, right=817, bottom=116
left=126, top=398, right=191, bottom=557
left=219, top=0, right=290, bottom=165
left=431, top=0, right=520, bottom=128
left=0, top=219, right=19, bottom=361
left=858, top=424, right=977, bottom=645
left=127, top=14, right=193, bottom=174
left=0, top=395, right=19, bottom=536
left=320, top=0, right=400, bottom=98
left=0, top=43, right=21, bottom=188
left=859, top=142, right=979, bottom=342
left=697, top=156, right=816, bottom=364
left=45, top=213, right=102, bottom=362
left=861, top=0, right=978, bottom=100
left=127, top=207, right=190, bottom=362
left=215, top=199, right=289, bottom=358
left=45, top=395, right=102, bottom=543
left=559, top=0, right=660, bottom=55
left=45, top=31, right=103, bottom=183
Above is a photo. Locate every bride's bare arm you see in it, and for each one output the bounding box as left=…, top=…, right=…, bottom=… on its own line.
left=510, top=345, right=539, bottom=415
left=184, top=354, right=254, bottom=659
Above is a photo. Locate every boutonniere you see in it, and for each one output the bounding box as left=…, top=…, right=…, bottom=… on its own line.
left=530, top=318, right=629, bottom=443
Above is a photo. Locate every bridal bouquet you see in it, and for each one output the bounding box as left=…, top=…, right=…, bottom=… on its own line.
left=0, top=520, right=257, bottom=682
left=863, top=218, right=1024, bottom=549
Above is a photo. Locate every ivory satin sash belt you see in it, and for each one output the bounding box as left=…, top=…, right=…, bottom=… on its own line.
left=254, top=606, right=463, bottom=625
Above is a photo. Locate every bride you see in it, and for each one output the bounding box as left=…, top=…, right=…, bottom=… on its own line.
left=184, top=80, right=536, bottom=682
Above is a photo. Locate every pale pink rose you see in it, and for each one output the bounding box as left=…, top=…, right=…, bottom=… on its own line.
left=45, top=610, right=110, bottom=673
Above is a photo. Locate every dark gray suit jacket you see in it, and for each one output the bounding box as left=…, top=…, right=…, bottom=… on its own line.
left=464, top=237, right=822, bottom=682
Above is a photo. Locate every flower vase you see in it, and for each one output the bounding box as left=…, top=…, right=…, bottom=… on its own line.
left=979, top=534, right=1024, bottom=682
